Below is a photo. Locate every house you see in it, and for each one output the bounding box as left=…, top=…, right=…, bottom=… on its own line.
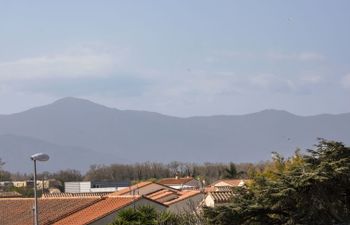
left=163, top=190, right=204, bottom=213
left=64, top=181, right=129, bottom=193
left=42, top=192, right=110, bottom=198
left=53, top=196, right=167, bottom=225
left=0, top=195, right=167, bottom=225
left=204, top=191, right=234, bottom=207
left=2, top=179, right=60, bottom=190
left=0, top=181, right=13, bottom=188
left=158, top=177, right=201, bottom=190
left=0, top=197, right=101, bottom=225
left=109, top=181, right=177, bottom=197
left=210, top=179, right=249, bottom=188
left=11, top=180, right=34, bottom=188
left=146, top=189, right=179, bottom=203
left=110, top=181, right=205, bottom=213
left=202, top=179, right=250, bottom=207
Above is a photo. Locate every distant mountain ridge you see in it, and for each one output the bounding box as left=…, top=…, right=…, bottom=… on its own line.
left=1, top=97, right=349, bottom=172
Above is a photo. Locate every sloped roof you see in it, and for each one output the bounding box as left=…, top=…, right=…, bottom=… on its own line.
left=108, top=181, right=153, bottom=196
left=211, top=179, right=248, bottom=187
left=158, top=177, right=196, bottom=186
left=208, top=191, right=233, bottom=203
left=42, top=192, right=110, bottom=198
left=204, top=186, right=233, bottom=193
left=109, top=181, right=178, bottom=197
left=147, top=189, right=179, bottom=202
left=163, top=190, right=202, bottom=205
left=53, top=196, right=141, bottom=225
left=0, top=197, right=101, bottom=225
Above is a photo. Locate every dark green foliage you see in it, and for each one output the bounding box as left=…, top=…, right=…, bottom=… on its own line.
left=84, top=162, right=253, bottom=184
left=223, top=162, right=246, bottom=179
left=110, top=206, right=205, bottom=225
left=0, top=170, right=11, bottom=181
left=224, top=162, right=238, bottom=179
left=204, top=139, right=350, bottom=225
left=111, top=206, right=174, bottom=225
left=0, top=158, right=11, bottom=181
left=0, top=158, right=4, bottom=169
left=5, top=186, right=35, bottom=197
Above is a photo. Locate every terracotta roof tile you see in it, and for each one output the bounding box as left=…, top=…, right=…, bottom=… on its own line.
left=0, top=197, right=101, bottom=225
left=204, top=186, right=215, bottom=193
left=212, top=179, right=250, bottom=187
left=205, top=186, right=233, bottom=193
left=42, top=192, right=110, bottom=198
left=209, top=191, right=234, bottom=203
left=108, top=181, right=153, bottom=196
left=158, top=177, right=195, bottom=186
left=163, top=190, right=201, bottom=205
left=53, top=196, right=140, bottom=225
left=147, top=189, right=179, bottom=202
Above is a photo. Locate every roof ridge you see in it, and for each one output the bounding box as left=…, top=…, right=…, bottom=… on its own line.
left=44, top=197, right=105, bottom=225
left=82, top=195, right=168, bottom=225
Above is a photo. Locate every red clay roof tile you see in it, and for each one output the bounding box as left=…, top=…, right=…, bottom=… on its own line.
left=0, top=197, right=101, bottom=225
left=53, top=196, right=140, bottom=225
left=158, top=177, right=195, bottom=185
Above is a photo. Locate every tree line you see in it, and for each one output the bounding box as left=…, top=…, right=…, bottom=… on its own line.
left=1, top=159, right=261, bottom=196
left=2, top=139, right=350, bottom=224
left=106, top=139, right=350, bottom=225
left=1, top=160, right=263, bottom=184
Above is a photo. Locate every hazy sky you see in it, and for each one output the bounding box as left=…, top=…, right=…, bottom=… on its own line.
left=1, top=1, right=350, bottom=117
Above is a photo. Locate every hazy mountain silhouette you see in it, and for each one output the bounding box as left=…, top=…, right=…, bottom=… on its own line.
left=1, top=97, right=349, bottom=172
left=0, top=134, right=123, bottom=172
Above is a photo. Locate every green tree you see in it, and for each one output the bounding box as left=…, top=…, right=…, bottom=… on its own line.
left=204, top=139, right=350, bottom=225
left=110, top=206, right=205, bottom=225
left=223, top=162, right=237, bottom=178
left=0, top=158, right=11, bottom=181
left=223, top=162, right=245, bottom=179
left=0, top=158, right=4, bottom=169
left=111, top=206, right=161, bottom=225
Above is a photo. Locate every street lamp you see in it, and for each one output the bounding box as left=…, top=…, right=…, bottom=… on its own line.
left=30, top=153, right=49, bottom=225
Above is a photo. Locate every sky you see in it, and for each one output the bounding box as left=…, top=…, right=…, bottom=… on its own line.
left=0, top=0, right=350, bottom=117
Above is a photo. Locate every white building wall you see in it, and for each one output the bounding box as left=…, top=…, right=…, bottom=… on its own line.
left=167, top=193, right=205, bottom=214
left=204, top=195, right=215, bottom=207
left=90, top=187, right=117, bottom=192
left=64, top=182, right=91, bottom=193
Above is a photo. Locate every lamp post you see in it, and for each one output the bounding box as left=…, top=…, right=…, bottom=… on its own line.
left=30, top=153, right=49, bottom=225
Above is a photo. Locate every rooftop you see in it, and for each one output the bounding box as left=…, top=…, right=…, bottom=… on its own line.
left=211, top=179, right=249, bottom=187
left=42, top=192, right=110, bottom=198
left=0, top=197, right=101, bottom=225
left=108, top=181, right=153, bottom=196
left=158, top=177, right=196, bottom=186
left=208, top=191, right=234, bottom=203
left=53, top=196, right=141, bottom=225
left=163, top=190, right=202, bottom=205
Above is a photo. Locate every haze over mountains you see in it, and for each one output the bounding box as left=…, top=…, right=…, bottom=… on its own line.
left=1, top=97, right=349, bottom=172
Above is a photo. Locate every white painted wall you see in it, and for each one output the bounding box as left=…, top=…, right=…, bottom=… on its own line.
left=204, top=195, right=215, bottom=207
left=65, top=181, right=91, bottom=193
left=167, top=193, right=205, bottom=214
left=90, top=187, right=117, bottom=192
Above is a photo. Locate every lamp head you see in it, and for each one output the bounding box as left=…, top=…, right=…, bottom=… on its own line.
left=30, top=153, right=49, bottom=161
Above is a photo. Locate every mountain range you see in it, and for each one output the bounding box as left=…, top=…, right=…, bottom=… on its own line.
left=1, top=97, right=349, bottom=172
